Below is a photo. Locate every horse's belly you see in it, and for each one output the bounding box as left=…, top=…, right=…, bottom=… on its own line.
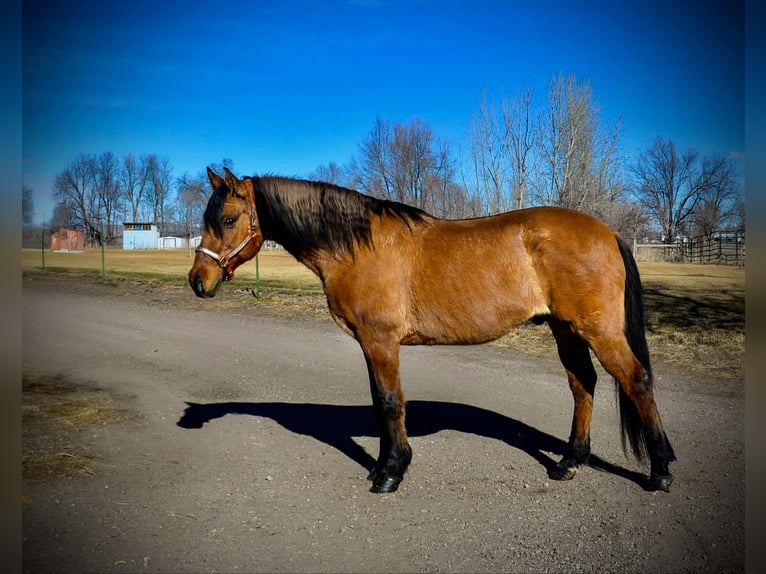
left=400, top=328, right=509, bottom=346
left=402, top=302, right=542, bottom=346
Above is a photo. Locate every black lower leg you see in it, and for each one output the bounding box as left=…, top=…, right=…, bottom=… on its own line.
left=548, top=321, right=596, bottom=482
left=550, top=438, right=591, bottom=480
left=368, top=392, right=412, bottom=493
left=368, top=442, right=412, bottom=493
left=647, top=431, right=676, bottom=492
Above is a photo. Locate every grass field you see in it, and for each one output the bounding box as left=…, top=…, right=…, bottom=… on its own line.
left=22, top=247, right=745, bottom=381
left=22, top=247, right=322, bottom=292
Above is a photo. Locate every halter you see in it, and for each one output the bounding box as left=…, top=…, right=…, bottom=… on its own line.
left=195, top=185, right=262, bottom=281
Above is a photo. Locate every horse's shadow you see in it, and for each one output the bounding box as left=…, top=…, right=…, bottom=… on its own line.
left=177, top=400, right=647, bottom=488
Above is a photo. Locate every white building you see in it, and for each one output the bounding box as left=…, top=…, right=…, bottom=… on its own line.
left=123, top=222, right=159, bottom=250
left=159, top=235, right=190, bottom=250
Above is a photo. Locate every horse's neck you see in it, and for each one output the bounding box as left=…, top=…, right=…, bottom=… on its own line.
left=294, top=251, right=326, bottom=280
left=257, top=218, right=330, bottom=281
left=257, top=188, right=360, bottom=280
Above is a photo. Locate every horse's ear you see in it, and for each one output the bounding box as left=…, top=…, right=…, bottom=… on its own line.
left=207, top=167, right=225, bottom=190
left=222, top=167, right=245, bottom=199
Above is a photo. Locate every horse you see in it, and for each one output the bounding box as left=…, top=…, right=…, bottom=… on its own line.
left=189, top=167, right=676, bottom=494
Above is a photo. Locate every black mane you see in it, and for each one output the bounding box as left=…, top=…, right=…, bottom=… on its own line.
left=250, top=177, right=428, bottom=257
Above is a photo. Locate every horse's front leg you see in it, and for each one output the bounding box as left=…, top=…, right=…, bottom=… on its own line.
left=358, top=333, right=412, bottom=493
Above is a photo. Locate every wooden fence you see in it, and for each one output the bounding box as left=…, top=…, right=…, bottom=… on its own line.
left=634, top=231, right=745, bottom=266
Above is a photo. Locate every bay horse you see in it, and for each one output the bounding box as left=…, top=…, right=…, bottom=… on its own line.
left=189, top=167, right=676, bottom=494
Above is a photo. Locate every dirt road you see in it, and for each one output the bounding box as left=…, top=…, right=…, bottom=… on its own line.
left=22, top=273, right=744, bottom=572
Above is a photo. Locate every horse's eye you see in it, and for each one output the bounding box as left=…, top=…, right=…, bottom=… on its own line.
left=223, top=216, right=236, bottom=228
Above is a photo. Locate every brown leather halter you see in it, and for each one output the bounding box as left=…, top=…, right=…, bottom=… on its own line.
left=194, top=184, right=262, bottom=281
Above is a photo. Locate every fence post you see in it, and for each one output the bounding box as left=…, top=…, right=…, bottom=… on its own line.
left=255, top=253, right=261, bottom=298
left=41, top=224, right=45, bottom=271
left=100, top=222, right=106, bottom=278
left=738, top=233, right=743, bottom=267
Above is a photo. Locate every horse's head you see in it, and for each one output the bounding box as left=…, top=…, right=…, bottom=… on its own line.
left=188, top=167, right=264, bottom=298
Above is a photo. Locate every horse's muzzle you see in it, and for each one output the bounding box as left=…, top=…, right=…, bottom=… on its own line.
left=189, top=272, right=218, bottom=298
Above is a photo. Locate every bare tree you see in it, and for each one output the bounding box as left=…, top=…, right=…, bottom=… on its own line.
left=690, top=154, right=743, bottom=236
left=308, top=162, right=348, bottom=186
left=90, top=151, right=123, bottom=244
left=175, top=172, right=209, bottom=240
left=146, top=155, right=174, bottom=235
left=54, top=154, right=101, bottom=244
left=733, top=198, right=745, bottom=231
left=602, top=200, right=650, bottom=242
left=23, top=185, right=34, bottom=227
left=392, top=118, right=437, bottom=208
left=354, top=115, right=395, bottom=200
left=55, top=152, right=174, bottom=243
left=425, top=137, right=476, bottom=218
left=50, top=200, right=76, bottom=231
left=120, top=153, right=152, bottom=222
left=501, top=86, right=537, bottom=210
left=631, top=137, right=709, bottom=243
left=464, top=89, right=509, bottom=214
left=532, top=73, right=624, bottom=220
left=351, top=116, right=469, bottom=216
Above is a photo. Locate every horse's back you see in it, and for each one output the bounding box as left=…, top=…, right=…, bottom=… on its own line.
left=417, top=206, right=622, bottom=289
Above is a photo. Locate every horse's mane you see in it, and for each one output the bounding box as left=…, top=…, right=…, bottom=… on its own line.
left=248, top=176, right=429, bottom=256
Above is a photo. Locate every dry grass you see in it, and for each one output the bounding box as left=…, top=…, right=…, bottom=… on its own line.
left=22, top=368, right=129, bottom=482
left=639, top=262, right=744, bottom=380
left=22, top=247, right=322, bottom=292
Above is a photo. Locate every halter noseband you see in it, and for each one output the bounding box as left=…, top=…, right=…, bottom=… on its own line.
left=195, top=186, right=262, bottom=281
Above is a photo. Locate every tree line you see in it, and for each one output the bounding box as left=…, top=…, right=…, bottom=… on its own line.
left=43, top=152, right=174, bottom=245
left=26, top=73, right=743, bottom=246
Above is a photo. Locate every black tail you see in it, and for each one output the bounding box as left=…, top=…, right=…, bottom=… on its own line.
left=615, top=236, right=651, bottom=461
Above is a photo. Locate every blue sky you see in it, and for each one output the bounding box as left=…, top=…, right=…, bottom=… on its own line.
left=23, top=0, right=744, bottom=224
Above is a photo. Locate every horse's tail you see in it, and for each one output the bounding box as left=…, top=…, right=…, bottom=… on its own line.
left=615, top=235, right=651, bottom=461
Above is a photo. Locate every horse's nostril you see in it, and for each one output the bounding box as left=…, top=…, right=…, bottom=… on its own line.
left=189, top=274, right=205, bottom=296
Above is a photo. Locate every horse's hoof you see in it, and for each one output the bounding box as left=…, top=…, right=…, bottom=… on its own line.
left=647, top=473, right=673, bottom=492
left=549, top=463, right=578, bottom=481
left=369, top=473, right=401, bottom=493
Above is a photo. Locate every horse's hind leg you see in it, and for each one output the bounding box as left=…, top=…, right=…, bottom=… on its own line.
left=358, top=332, right=412, bottom=494
left=588, top=332, right=676, bottom=492
left=548, top=318, right=598, bottom=481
